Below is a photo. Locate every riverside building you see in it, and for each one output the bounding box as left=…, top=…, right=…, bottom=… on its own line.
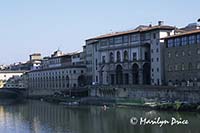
left=85, top=21, right=175, bottom=86
left=164, top=29, right=200, bottom=87
left=28, top=50, right=87, bottom=96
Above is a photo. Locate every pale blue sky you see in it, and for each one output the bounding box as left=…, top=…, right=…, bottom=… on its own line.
left=0, top=0, right=199, bottom=64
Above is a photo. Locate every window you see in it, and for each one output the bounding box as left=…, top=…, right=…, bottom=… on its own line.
left=102, top=56, right=106, bottom=63
left=182, top=36, right=188, bottom=45
left=188, top=63, right=192, bottom=70
left=175, top=51, right=179, bottom=57
left=153, top=33, right=156, bottom=39
left=182, top=51, right=185, bottom=56
left=168, top=65, right=172, bottom=72
left=123, top=51, right=128, bottom=62
left=174, top=38, right=181, bottom=46
left=197, top=49, right=200, bottom=54
left=156, top=48, right=159, bottom=53
left=133, top=52, right=137, bottom=60
left=157, top=58, right=159, bottom=62
left=157, top=68, right=159, bottom=72
left=109, top=38, right=114, bottom=45
left=117, top=51, right=121, bottom=62
left=123, top=35, right=129, bottom=43
left=145, top=33, right=151, bottom=40
left=168, top=52, right=171, bottom=58
left=114, top=36, right=123, bottom=44
left=109, top=52, right=114, bottom=63
left=130, top=34, right=139, bottom=42
left=189, top=35, right=196, bottom=45
left=96, top=76, right=98, bottom=82
left=197, top=34, right=200, bottom=44
left=145, top=52, right=149, bottom=60
left=167, top=39, right=174, bottom=47
left=188, top=50, right=192, bottom=56
left=181, top=63, right=185, bottom=70
left=197, top=62, right=200, bottom=69
left=175, top=64, right=178, bottom=71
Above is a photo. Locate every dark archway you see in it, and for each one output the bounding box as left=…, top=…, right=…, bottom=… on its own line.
left=116, top=65, right=123, bottom=85
left=78, top=75, right=86, bottom=87
left=132, top=64, right=139, bottom=84
left=143, top=63, right=150, bottom=85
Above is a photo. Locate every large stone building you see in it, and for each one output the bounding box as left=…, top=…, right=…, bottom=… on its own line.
left=28, top=50, right=87, bottom=96
left=85, top=21, right=175, bottom=86
left=164, top=29, right=200, bottom=87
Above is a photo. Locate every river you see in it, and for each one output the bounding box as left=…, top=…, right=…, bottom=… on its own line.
left=0, top=100, right=200, bottom=133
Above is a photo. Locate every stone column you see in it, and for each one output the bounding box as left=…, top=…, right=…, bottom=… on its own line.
left=139, top=68, right=143, bottom=85
left=129, top=72, right=133, bottom=85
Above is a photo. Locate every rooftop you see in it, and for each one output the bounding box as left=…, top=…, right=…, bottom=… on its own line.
left=0, top=70, right=27, bottom=73
left=86, top=25, right=175, bottom=41
left=163, top=29, right=200, bottom=39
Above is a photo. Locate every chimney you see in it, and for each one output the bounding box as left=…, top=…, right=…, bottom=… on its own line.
left=158, top=21, right=164, bottom=26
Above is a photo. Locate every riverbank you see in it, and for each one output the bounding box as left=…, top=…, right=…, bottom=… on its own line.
left=33, top=96, right=200, bottom=112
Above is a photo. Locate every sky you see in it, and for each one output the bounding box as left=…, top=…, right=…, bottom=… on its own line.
left=0, top=0, right=199, bottom=64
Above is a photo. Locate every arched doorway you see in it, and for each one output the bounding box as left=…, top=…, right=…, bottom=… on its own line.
left=78, top=75, right=86, bottom=87
left=116, top=65, right=123, bottom=85
left=143, top=63, right=150, bottom=85
left=132, top=64, right=139, bottom=84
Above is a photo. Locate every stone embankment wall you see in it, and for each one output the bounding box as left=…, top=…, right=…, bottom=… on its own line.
left=89, top=85, right=200, bottom=103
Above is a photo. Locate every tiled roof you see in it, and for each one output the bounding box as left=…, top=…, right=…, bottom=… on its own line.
left=163, top=29, right=200, bottom=39
left=0, top=70, right=27, bottom=73
left=29, top=65, right=86, bottom=73
left=86, top=25, right=175, bottom=41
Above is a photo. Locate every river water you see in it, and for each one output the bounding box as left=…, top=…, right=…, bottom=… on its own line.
left=0, top=100, right=200, bottom=133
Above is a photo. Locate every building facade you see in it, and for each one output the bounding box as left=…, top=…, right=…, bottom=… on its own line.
left=28, top=50, right=87, bottom=96
left=85, top=21, right=174, bottom=86
left=164, top=30, right=200, bottom=87
left=28, top=66, right=86, bottom=96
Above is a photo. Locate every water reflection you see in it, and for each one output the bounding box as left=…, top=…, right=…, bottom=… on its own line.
left=0, top=100, right=199, bottom=133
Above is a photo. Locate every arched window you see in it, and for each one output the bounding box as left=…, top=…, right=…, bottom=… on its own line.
left=109, top=52, right=114, bottom=63
left=117, top=51, right=121, bottom=62
left=123, top=50, right=128, bottom=62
